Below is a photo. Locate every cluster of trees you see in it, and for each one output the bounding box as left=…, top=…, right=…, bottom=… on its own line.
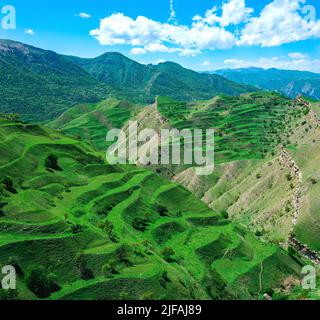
left=27, top=266, right=61, bottom=298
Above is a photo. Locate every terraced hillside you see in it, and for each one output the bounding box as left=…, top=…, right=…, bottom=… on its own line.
left=49, top=98, right=142, bottom=150
left=171, top=98, right=320, bottom=299
left=0, top=115, right=303, bottom=300
left=157, top=93, right=310, bottom=165
left=113, top=92, right=309, bottom=180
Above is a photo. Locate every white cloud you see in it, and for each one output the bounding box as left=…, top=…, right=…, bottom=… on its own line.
left=224, top=56, right=320, bottom=73
left=288, top=52, right=308, bottom=60
left=220, top=0, right=253, bottom=27
left=130, top=47, right=147, bottom=55
left=90, top=13, right=235, bottom=56
left=193, top=0, right=253, bottom=27
left=168, top=0, right=176, bottom=23
left=201, top=60, right=211, bottom=67
left=24, top=28, right=35, bottom=35
left=78, top=12, right=91, bottom=19
left=90, top=0, right=320, bottom=56
left=239, top=0, right=320, bottom=47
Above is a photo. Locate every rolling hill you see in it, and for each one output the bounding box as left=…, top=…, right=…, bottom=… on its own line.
left=214, top=68, right=320, bottom=100
left=0, top=115, right=304, bottom=300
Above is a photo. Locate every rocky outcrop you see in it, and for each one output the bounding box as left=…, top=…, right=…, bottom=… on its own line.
left=289, top=235, right=320, bottom=264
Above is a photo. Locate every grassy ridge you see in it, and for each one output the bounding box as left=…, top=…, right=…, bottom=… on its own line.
left=49, top=98, right=142, bottom=150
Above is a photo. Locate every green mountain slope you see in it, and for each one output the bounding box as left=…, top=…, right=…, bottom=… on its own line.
left=66, top=53, right=257, bottom=103
left=153, top=95, right=319, bottom=248
left=0, top=39, right=256, bottom=122
left=0, top=40, right=109, bottom=122
left=0, top=115, right=303, bottom=300
left=214, top=68, right=320, bottom=100
left=49, top=98, right=142, bottom=150
left=150, top=92, right=308, bottom=168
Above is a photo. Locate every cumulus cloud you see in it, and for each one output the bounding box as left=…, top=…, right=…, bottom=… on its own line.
left=90, top=13, right=235, bottom=56
left=89, top=0, right=320, bottom=56
left=224, top=55, right=320, bottom=73
left=24, top=28, right=35, bottom=35
left=198, top=0, right=253, bottom=27
left=238, top=0, right=320, bottom=47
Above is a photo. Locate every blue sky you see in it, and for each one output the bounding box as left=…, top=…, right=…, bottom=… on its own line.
left=1, top=0, right=320, bottom=72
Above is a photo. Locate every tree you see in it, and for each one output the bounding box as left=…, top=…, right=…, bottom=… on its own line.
left=161, top=247, right=175, bottom=262
left=75, top=255, right=94, bottom=280
left=71, top=224, right=83, bottom=234
left=102, top=260, right=118, bottom=278
left=116, top=244, right=132, bottom=266
left=45, top=154, right=62, bottom=171
left=132, top=217, right=149, bottom=231
left=2, top=176, right=17, bottom=194
left=26, top=266, right=60, bottom=298
left=155, top=205, right=169, bottom=217
left=221, top=210, right=229, bottom=220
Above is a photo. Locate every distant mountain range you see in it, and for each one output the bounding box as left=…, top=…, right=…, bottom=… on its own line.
left=0, top=39, right=255, bottom=122
left=66, top=52, right=255, bottom=103
left=212, top=67, right=320, bottom=100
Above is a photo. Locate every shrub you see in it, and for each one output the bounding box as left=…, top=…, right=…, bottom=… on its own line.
left=132, top=217, right=149, bottom=231
left=45, top=154, right=62, bottom=171
left=0, top=288, right=19, bottom=300
left=102, top=260, right=118, bottom=278
left=221, top=211, right=229, bottom=220
left=2, top=177, right=17, bottom=194
left=76, top=255, right=94, bottom=280
left=161, top=247, right=175, bottom=262
left=27, top=267, right=60, bottom=298
left=155, top=205, right=169, bottom=217
left=116, top=245, right=132, bottom=266
left=310, top=178, right=317, bottom=185
left=71, top=224, right=83, bottom=234
left=140, top=292, right=156, bottom=300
